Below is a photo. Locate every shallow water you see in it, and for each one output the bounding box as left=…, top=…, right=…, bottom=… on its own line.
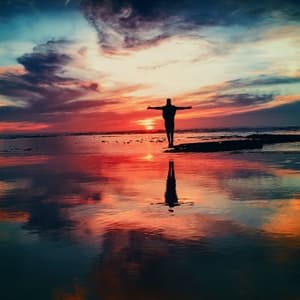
left=0, top=134, right=300, bottom=300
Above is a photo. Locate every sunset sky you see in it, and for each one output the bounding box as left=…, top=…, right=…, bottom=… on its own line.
left=0, top=0, right=300, bottom=133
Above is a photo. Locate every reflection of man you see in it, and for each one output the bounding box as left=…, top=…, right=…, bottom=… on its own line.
left=165, top=160, right=179, bottom=212
left=148, top=98, right=192, bottom=148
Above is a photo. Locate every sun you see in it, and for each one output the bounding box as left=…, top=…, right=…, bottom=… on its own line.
left=135, top=119, right=155, bottom=131
left=145, top=124, right=154, bottom=130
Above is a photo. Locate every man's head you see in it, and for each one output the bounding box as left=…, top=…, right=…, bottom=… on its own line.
left=166, top=98, right=172, bottom=105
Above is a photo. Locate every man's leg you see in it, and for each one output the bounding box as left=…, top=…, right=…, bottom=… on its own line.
left=167, top=132, right=172, bottom=147
left=165, top=121, right=172, bottom=147
left=170, top=122, right=174, bottom=147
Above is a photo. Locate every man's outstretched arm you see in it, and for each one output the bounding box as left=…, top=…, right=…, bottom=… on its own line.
left=175, top=106, right=192, bottom=110
left=147, top=106, right=164, bottom=110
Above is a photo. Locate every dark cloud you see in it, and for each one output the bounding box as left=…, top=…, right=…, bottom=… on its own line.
left=194, top=100, right=300, bottom=128
left=187, top=74, right=300, bottom=102
left=228, top=75, right=300, bottom=89
left=0, top=40, right=115, bottom=125
left=17, top=40, right=71, bottom=82
left=82, top=0, right=300, bottom=21
left=2, top=1, right=300, bottom=51
left=192, top=93, right=274, bottom=110
left=180, top=72, right=300, bottom=121
left=213, top=93, right=273, bottom=107
left=2, top=0, right=300, bottom=23
left=81, top=0, right=180, bottom=52
left=87, top=82, right=99, bottom=91
left=80, top=0, right=300, bottom=51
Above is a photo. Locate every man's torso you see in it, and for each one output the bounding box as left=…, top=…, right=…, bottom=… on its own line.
left=162, top=105, right=176, bottom=121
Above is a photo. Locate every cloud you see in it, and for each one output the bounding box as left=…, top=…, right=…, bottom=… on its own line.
left=0, top=40, right=117, bottom=130
left=0, top=154, right=108, bottom=238
left=2, top=1, right=300, bottom=51
left=174, top=73, right=300, bottom=122
left=3, top=0, right=300, bottom=20
left=185, top=99, right=300, bottom=129
left=80, top=0, right=300, bottom=52
left=0, top=121, right=49, bottom=132
left=16, top=40, right=72, bottom=83
left=81, top=0, right=181, bottom=53
left=212, top=93, right=273, bottom=107
left=227, top=75, right=300, bottom=89
left=184, top=74, right=300, bottom=101
left=184, top=93, right=274, bottom=118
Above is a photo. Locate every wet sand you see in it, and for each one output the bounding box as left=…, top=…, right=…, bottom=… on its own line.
left=0, top=134, right=300, bottom=299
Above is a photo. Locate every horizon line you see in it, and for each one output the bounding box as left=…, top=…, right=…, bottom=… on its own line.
left=1, top=126, right=300, bottom=140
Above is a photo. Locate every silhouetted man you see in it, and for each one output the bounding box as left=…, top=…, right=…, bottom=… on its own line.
left=165, top=160, right=179, bottom=212
left=148, top=98, right=192, bottom=147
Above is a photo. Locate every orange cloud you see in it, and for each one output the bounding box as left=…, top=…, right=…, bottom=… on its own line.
left=0, top=121, right=49, bottom=133
left=0, top=66, right=25, bottom=75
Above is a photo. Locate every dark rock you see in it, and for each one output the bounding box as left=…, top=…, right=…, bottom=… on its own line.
left=166, top=140, right=263, bottom=153
left=247, top=134, right=300, bottom=144
left=165, top=134, right=300, bottom=153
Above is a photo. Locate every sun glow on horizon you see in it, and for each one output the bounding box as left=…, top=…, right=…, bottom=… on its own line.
left=135, top=118, right=156, bottom=131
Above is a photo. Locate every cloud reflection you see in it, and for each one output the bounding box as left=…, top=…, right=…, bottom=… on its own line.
left=1, top=144, right=300, bottom=242
left=1, top=140, right=300, bottom=299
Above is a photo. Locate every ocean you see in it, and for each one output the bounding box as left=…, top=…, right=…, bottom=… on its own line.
left=0, top=128, right=300, bottom=299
